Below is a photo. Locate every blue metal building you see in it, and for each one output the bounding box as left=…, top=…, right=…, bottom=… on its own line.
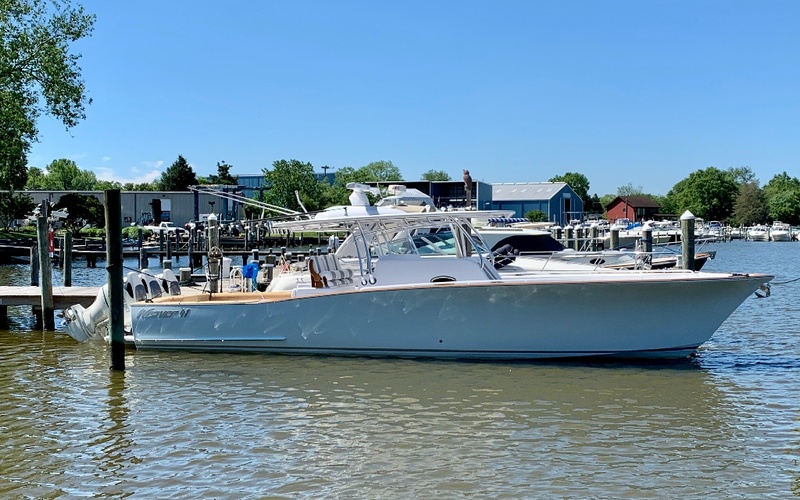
left=488, top=182, right=583, bottom=225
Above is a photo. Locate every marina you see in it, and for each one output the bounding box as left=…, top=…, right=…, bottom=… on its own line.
left=0, top=240, right=798, bottom=496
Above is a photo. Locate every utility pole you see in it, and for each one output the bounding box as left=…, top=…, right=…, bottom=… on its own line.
left=321, top=165, right=334, bottom=184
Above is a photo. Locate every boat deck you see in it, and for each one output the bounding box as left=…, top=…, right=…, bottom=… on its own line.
left=152, top=290, right=293, bottom=304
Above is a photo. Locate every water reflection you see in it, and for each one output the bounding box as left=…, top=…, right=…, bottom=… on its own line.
left=0, top=241, right=798, bottom=496
left=93, top=369, right=135, bottom=496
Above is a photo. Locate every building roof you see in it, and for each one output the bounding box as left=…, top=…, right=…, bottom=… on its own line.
left=492, top=182, right=569, bottom=201
left=608, top=195, right=660, bottom=209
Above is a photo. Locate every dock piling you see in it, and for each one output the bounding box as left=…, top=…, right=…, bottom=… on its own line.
left=681, top=211, right=696, bottom=271
left=105, top=189, right=125, bottom=371
left=63, top=231, right=72, bottom=287
left=36, top=211, right=55, bottom=330
left=30, top=245, right=39, bottom=286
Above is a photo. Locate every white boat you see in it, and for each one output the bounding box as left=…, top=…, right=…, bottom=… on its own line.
left=747, top=225, right=770, bottom=241
left=770, top=222, right=791, bottom=242
left=64, top=210, right=772, bottom=360
left=374, top=186, right=695, bottom=271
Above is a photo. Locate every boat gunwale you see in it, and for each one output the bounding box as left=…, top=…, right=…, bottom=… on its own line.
left=139, top=272, right=773, bottom=307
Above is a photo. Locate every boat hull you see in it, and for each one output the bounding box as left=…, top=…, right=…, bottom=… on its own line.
left=131, top=274, right=768, bottom=360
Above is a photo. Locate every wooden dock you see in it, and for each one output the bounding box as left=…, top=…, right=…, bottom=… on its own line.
left=0, top=285, right=100, bottom=328
left=0, top=286, right=100, bottom=309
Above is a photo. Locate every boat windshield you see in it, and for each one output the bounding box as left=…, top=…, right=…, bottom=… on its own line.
left=370, top=228, right=489, bottom=257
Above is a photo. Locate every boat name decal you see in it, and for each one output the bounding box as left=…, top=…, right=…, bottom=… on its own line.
left=136, top=308, right=191, bottom=319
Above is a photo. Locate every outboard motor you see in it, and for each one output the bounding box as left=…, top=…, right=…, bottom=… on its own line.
left=126, top=271, right=147, bottom=302
left=160, top=268, right=181, bottom=296
left=62, top=284, right=111, bottom=342
left=139, top=270, right=162, bottom=300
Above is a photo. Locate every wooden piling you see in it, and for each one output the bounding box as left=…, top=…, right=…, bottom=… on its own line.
left=681, top=211, right=696, bottom=271
left=36, top=214, right=55, bottom=330
left=641, top=225, right=653, bottom=268
left=188, top=227, right=196, bottom=270
left=590, top=225, right=599, bottom=252
left=63, top=231, right=72, bottom=287
left=610, top=227, right=620, bottom=250
left=641, top=225, right=653, bottom=253
left=30, top=245, right=39, bottom=286
left=139, top=247, right=148, bottom=270
left=105, top=189, right=125, bottom=371
left=208, top=213, right=221, bottom=293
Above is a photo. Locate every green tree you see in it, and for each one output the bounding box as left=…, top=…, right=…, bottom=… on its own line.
left=122, top=181, right=157, bottom=191
left=356, top=160, right=403, bottom=182
left=0, top=91, right=34, bottom=190
left=662, top=166, right=738, bottom=220
left=25, top=159, right=97, bottom=189
left=263, top=159, right=322, bottom=212
left=159, top=155, right=198, bottom=191
left=318, top=165, right=379, bottom=207
left=763, top=172, right=800, bottom=225
left=728, top=166, right=757, bottom=185
left=95, top=179, right=121, bottom=190
left=206, top=161, right=239, bottom=185
left=599, top=193, right=616, bottom=213
left=732, top=181, right=768, bottom=226
left=49, top=158, right=96, bottom=189
left=617, top=183, right=644, bottom=197
left=421, top=169, right=451, bottom=181
left=53, top=192, right=104, bottom=232
left=0, top=0, right=95, bottom=177
left=588, top=194, right=604, bottom=214
left=0, top=91, right=35, bottom=221
left=525, top=209, right=547, bottom=222
left=549, top=172, right=591, bottom=209
left=24, top=165, right=45, bottom=188
left=0, top=191, right=34, bottom=230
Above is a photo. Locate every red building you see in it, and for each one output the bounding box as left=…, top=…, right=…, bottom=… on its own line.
left=605, top=196, right=660, bottom=222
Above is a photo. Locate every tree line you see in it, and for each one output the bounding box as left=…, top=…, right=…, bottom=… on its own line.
left=12, top=155, right=800, bottom=233
left=2, top=0, right=797, bottom=232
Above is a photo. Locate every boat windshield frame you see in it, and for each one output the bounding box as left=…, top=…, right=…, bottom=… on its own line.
left=272, top=210, right=506, bottom=275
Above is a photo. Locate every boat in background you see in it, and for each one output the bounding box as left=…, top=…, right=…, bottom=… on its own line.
left=770, top=221, right=791, bottom=242
left=374, top=185, right=710, bottom=271
left=747, top=225, right=770, bottom=242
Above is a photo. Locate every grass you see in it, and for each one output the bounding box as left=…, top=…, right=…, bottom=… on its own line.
left=0, top=228, right=37, bottom=240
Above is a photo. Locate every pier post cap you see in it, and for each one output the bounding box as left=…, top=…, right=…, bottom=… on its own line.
left=680, top=211, right=695, bottom=220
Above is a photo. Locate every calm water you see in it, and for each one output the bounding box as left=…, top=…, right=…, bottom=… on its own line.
left=0, top=243, right=798, bottom=498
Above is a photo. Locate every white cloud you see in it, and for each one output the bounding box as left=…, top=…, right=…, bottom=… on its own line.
left=143, top=160, right=164, bottom=170
left=95, top=165, right=161, bottom=185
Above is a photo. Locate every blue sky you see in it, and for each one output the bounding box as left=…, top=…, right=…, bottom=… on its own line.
left=28, top=1, right=800, bottom=196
